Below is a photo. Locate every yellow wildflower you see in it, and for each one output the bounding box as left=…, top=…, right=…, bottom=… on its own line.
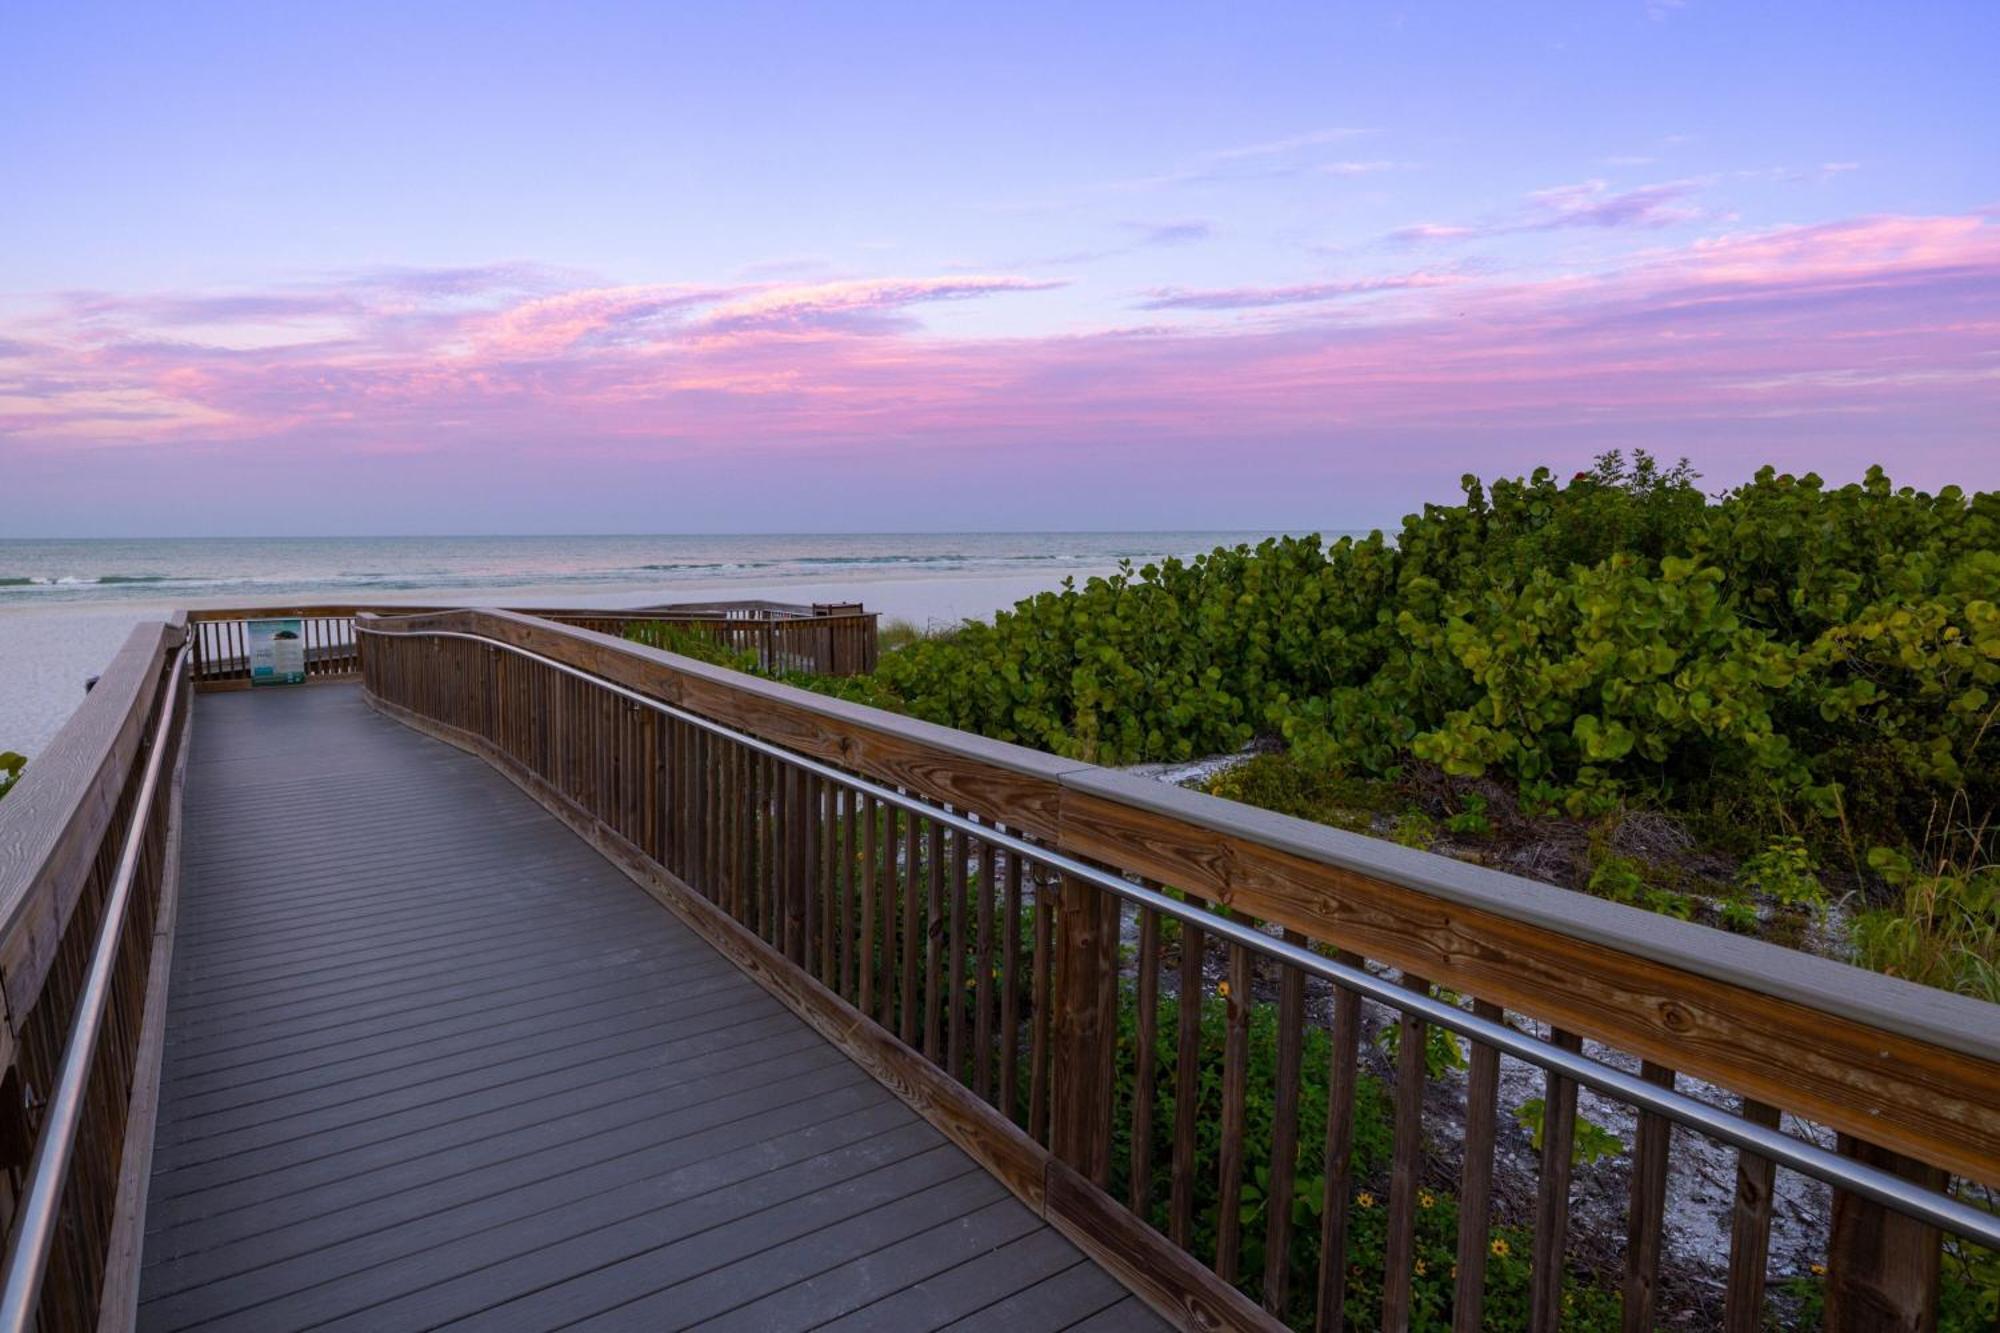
left=1490, top=1237, right=1510, bottom=1258
left=1356, top=1191, right=1375, bottom=1208
left=1418, top=1190, right=1435, bottom=1210
left=1414, top=1260, right=1427, bottom=1277
left=1810, top=1262, right=1827, bottom=1276
left=1216, top=980, right=1230, bottom=998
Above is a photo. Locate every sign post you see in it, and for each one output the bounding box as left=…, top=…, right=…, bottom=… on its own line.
left=247, top=618, right=307, bottom=686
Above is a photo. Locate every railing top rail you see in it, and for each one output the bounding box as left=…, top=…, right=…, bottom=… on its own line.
left=186, top=602, right=877, bottom=625
left=0, top=614, right=186, bottom=1002
left=0, top=638, right=189, bottom=1330
left=356, top=617, right=2000, bottom=1247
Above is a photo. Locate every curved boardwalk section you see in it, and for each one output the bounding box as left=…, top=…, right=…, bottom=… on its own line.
left=138, top=686, right=1161, bottom=1332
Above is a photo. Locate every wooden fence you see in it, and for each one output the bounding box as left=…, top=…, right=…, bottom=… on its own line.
left=187, top=602, right=877, bottom=688
left=0, top=618, right=191, bottom=1331
left=355, top=608, right=2000, bottom=1333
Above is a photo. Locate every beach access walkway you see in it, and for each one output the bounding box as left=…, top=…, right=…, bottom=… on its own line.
left=133, top=686, right=1163, bottom=1330
left=1, top=604, right=1989, bottom=1333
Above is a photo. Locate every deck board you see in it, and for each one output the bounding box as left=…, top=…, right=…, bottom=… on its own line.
left=138, top=685, right=1164, bottom=1332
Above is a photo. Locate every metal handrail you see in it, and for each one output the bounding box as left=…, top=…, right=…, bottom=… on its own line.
left=0, top=640, right=190, bottom=1331
left=355, top=623, right=2000, bottom=1250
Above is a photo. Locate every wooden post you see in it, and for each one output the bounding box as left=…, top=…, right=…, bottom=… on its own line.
left=1824, top=1136, right=1945, bottom=1333
left=1049, top=871, right=1114, bottom=1183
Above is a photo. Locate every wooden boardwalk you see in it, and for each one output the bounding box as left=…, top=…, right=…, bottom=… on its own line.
left=136, top=686, right=1163, bottom=1332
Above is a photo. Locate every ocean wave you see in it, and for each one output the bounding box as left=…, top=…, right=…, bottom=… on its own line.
left=0, top=573, right=185, bottom=588
left=792, top=554, right=971, bottom=565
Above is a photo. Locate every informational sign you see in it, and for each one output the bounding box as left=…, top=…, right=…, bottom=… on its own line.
left=247, top=618, right=307, bottom=686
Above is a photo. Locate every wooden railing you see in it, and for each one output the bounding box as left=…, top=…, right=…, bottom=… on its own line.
left=0, top=618, right=191, bottom=1331
left=355, top=609, right=2000, bottom=1332
left=188, top=602, right=876, bottom=688
left=617, top=612, right=879, bottom=676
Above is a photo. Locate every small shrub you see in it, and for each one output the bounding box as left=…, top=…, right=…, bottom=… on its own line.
left=1391, top=811, right=1438, bottom=850
left=1443, top=792, right=1492, bottom=837
left=1513, top=1098, right=1624, bottom=1167
left=1854, top=832, right=1999, bottom=1001
left=877, top=618, right=926, bottom=652
left=1737, top=835, right=1825, bottom=910
left=1718, top=897, right=1761, bottom=934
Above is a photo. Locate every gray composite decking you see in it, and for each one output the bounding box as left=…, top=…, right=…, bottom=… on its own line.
left=138, top=685, right=1165, bottom=1332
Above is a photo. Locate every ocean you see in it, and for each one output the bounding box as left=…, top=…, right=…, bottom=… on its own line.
left=0, top=531, right=1321, bottom=756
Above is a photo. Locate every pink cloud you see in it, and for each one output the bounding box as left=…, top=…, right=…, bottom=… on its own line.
left=1388, top=222, right=1478, bottom=244
left=699, top=276, right=1065, bottom=332
left=1522, top=179, right=1704, bottom=230
left=1, top=215, right=1995, bottom=504
left=1137, top=272, right=1461, bottom=310
left=1393, top=179, right=1706, bottom=244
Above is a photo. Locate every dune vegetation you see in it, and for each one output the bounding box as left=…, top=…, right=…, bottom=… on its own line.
left=646, top=455, right=1999, bottom=1000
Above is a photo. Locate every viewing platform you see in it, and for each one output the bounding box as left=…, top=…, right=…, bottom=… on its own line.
left=0, top=605, right=1992, bottom=1331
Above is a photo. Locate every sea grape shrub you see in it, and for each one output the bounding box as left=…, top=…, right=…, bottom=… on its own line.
left=690, top=457, right=1993, bottom=989
left=846, top=456, right=1995, bottom=860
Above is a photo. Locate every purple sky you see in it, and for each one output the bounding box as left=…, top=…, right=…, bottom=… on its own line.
left=2, top=2, right=1995, bottom=535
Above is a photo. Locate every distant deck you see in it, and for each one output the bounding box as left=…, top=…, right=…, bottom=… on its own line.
left=137, top=686, right=1161, bottom=1331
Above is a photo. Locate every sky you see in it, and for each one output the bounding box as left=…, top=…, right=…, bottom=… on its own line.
left=1, top=1, right=1995, bottom=536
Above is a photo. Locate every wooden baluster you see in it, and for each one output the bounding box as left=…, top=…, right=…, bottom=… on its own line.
left=1091, top=889, right=1120, bottom=1190
left=1028, top=869, right=1054, bottom=1145
left=1724, top=1098, right=1784, bottom=1332
left=1824, top=1136, right=1945, bottom=1333
left=947, top=825, right=968, bottom=1083
left=1129, top=905, right=1161, bottom=1217
left=730, top=742, right=748, bottom=922
left=1049, top=871, right=1115, bottom=1184
left=784, top=756, right=808, bottom=964
left=1000, top=847, right=1025, bottom=1124
left=1215, top=940, right=1252, bottom=1282
left=818, top=777, right=837, bottom=984
left=1383, top=972, right=1432, bottom=1331
left=742, top=747, right=758, bottom=934
left=879, top=803, right=899, bottom=1030
left=1529, top=1027, right=1585, bottom=1333
left=1315, top=953, right=1365, bottom=1333
left=704, top=726, right=720, bottom=896
left=858, top=794, right=877, bottom=1015
left=1262, top=934, right=1307, bottom=1318
left=839, top=784, right=857, bottom=1000
left=1454, top=1000, right=1506, bottom=1333
left=924, top=808, right=948, bottom=1056
left=758, top=752, right=776, bottom=944
left=899, top=806, right=920, bottom=1042
left=1170, top=915, right=1205, bottom=1249
left=973, top=837, right=996, bottom=1103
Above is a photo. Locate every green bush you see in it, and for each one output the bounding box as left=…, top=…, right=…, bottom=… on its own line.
left=0, top=751, right=22, bottom=803
left=846, top=457, right=1995, bottom=843
left=778, top=456, right=1996, bottom=994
